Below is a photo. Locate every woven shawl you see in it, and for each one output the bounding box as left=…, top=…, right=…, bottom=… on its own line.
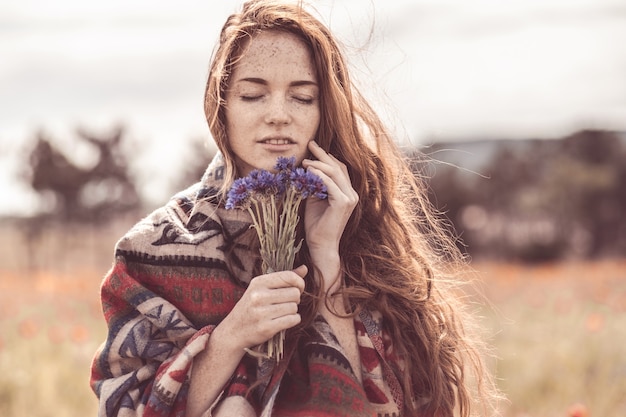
left=90, top=153, right=405, bottom=417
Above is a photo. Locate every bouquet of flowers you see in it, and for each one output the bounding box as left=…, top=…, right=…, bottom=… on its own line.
left=225, top=156, right=328, bottom=361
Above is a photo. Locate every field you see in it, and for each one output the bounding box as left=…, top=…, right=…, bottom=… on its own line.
left=473, top=261, right=626, bottom=417
left=0, top=220, right=624, bottom=417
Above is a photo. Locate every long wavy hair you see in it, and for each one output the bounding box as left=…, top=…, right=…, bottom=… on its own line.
left=204, top=1, right=500, bottom=416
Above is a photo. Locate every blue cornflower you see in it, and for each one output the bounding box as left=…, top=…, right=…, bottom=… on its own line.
left=308, top=174, right=328, bottom=200
left=223, top=156, right=328, bottom=361
left=289, top=168, right=328, bottom=199
left=225, top=177, right=250, bottom=209
left=246, top=169, right=281, bottom=195
left=226, top=157, right=327, bottom=211
left=274, top=156, right=296, bottom=173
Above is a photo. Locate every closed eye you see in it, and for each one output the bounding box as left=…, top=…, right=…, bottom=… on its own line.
left=240, top=95, right=264, bottom=102
left=293, top=96, right=315, bottom=105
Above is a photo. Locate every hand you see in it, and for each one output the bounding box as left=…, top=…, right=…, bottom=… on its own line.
left=302, top=141, right=359, bottom=258
left=216, top=265, right=307, bottom=352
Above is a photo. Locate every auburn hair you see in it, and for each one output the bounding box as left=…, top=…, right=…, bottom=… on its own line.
left=204, top=1, right=500, bottom=416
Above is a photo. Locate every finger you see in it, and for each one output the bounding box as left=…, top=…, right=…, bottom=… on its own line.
left=264, top=269, right=306, bottom=293
left=306, top=165, right=358, bottom=206
left=270, top=287, right=302, bottom=304
left=248, top=285, right=301, bottom=309
left=306, top=141, right=350, bottom=175
left=254, top=302, right=301, bottom=333
left=249, top=312, right=301, bottom=344
left=304, top=142, right=346, bottom=173
left=265, top=301, right=299, bottom=318
left=307, top=140, right=334, bottom=163
left=328, top=153, right=351, bottom=178
left=304, top=165, right=340, bottom=195
left=271, top=312, right=302, bottom=330
left=302, top=149, right=353, bottom=192
left=304, top=161, right=352, bottom=193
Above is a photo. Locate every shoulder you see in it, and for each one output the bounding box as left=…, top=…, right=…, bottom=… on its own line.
left=110, top=180, right=255, bottom=279
left=114, top=182, right=218, bottom=258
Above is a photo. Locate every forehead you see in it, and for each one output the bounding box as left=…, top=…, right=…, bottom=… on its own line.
left=232, top=30, right=316, bottom=81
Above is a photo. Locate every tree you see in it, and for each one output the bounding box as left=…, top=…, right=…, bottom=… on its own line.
left=26, top=126, right=141, bottom=222
left=421, top=130, right=626, bottom=261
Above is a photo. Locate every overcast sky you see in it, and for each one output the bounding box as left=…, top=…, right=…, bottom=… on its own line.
left=1, top=0, right=625, bottom=215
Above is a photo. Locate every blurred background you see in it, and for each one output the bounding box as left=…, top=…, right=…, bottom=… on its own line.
left=1, top=1, right=625, bottom=416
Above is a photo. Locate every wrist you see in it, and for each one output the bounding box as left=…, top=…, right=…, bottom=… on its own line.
left=309, top=251, right=342, bottom=294
left=209, top=319, right=248, bottom=356
left=309, top=247, right=340, bottom=266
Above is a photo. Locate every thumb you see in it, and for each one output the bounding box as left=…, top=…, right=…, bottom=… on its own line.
left=293, top=264, right=308, bottom=278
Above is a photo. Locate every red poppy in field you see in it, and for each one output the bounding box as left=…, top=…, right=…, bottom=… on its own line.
left=584, top=312, right=605, bottom=333
left=567, top=402, right=589, bottom=417
left=70, top=324, right=90, bottom=344
left=18, top=317, right=40, bottom=339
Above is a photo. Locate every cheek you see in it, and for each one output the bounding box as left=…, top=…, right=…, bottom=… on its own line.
left=309, top=108, right=321, bottom=136
left=296, top=104, right=320, bottom=133
left=225, top=104, right=254, bottom=135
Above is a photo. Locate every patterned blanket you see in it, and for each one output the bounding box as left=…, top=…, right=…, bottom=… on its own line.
left=90, top=154, right=404, bottom=416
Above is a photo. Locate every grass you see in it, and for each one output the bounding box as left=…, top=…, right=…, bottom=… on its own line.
left=0, top=270, right=105, bottom=417
left=0, top=220, right=624, bottom=416
left=473, top=261, right=626, bottom=417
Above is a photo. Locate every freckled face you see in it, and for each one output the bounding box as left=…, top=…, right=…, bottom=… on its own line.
left=225, top=30, right=320, bottom=176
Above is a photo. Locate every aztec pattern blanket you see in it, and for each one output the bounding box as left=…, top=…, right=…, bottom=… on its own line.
left=90, top=154, right=405, bottom=417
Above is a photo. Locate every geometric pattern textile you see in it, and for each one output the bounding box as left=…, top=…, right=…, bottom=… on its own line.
left=90, top=154, right=404, bottom=416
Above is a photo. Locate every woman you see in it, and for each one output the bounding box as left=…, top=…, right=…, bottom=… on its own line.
left=90, top=1, right=499, bottom=416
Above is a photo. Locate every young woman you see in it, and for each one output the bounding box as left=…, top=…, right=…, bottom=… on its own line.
left=90, top=1, right=499, bottom=416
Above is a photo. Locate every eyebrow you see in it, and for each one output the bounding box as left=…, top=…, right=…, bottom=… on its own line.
left=236, top=77, right=318, bottom=87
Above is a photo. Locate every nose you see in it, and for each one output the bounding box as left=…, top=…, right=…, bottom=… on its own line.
left=264, top=95, right=291, bottom=125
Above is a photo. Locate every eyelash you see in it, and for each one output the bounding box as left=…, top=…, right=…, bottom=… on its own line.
left=295, top=96, right=314, bottom=105
left=241, top=95, right=263, bottom=102
left=239, top=95, right=315, bottom=105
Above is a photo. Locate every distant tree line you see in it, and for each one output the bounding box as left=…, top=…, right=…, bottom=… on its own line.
left=21, top=127, right=213, bottom=224
left=419, top=130, right=626, bottom=262
left=18, top=126, right=626, bottom=262
left=24, top=127, right=141, bottom=223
